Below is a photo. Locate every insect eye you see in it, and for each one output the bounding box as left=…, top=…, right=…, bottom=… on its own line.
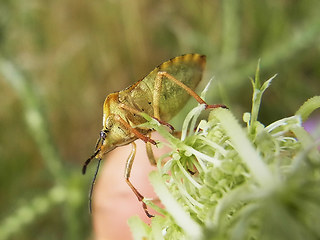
left=100, top=130, right=107, bottom=139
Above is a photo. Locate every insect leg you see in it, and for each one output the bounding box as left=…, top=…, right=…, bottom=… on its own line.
left=125, top=142, right=154, bottom=218
left=119, top=103, right=174, bottom=132
left=114, top=114, right=157, bottom=145
left=157, top=71, right=227, bottom=110
left=118, top=104, right=170, bottom=165
left=146, top=133, right=156, bottom=166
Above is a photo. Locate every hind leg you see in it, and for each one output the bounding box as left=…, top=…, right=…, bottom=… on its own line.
left=154, top=71, right=227, bottom=110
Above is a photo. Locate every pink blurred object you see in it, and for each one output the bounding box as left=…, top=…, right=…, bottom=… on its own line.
left=302, top=114, right=320, bottom=149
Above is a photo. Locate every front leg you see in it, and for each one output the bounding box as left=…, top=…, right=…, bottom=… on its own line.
left=124, top=142, right=154, bottom=218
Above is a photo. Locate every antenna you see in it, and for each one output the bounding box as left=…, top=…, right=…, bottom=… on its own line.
left=88, top=158, right=102, bottom=214
left=82, top=149, right=101, bottom=174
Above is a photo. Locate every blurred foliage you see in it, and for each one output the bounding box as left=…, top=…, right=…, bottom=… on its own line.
left=0, top=0, right=319, bottom=239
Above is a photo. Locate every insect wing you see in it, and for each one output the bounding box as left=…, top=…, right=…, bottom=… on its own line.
left=119, top=53, right=206, bottom=121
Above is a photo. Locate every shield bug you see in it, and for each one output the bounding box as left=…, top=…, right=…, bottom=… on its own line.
left=82, top=53, right=226, bottom=217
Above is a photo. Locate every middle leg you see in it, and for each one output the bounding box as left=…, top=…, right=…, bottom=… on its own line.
left=114, top=114, right=157, bottom=145
left=119, top=103, right=174, bottom=132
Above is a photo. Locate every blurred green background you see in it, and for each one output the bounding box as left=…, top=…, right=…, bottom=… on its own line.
left=0, top=0, right=319, bottom=239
